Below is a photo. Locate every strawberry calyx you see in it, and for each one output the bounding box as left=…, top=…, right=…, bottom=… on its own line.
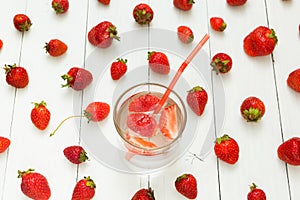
left=84, top=176, right=96, bottom=189
left=117, top=58, right=127, bottom=64
left=176, top=173, right=189, bottom=182
left=52, top=2, right=64, bottom=14
left=268, top=29, right=278, bottom=44
left=243, top=107, right=262, bottom=122
left=4, top=64, right=17, bottom=74
left=188, top=86, right=204, bottom=93
left=215, top=134, right=231, bottom=144
left=134, top=9, right=153, bottom=25
left=17, top=168, right=34, bottom=178
left=249, top=183, right=258, bottom=191
left=79, top=149, right=89, bottom=163
left=146, top=187, right=155, bottom=200
left=44, top=42, right=51, bottom=53
left=32, top=100, right=47, bottom=109
left=19, top=20, right=32, bottom=32
left=188, top=0, right=195, bottom=5
left=147, top=51, right=156, bottom=60
left=109, top=25, right=120, bottom=41
left=210, top=58, right=230, bottom=74
left=83, top=110, right=94, bottom=123
left=61, top=74, right=73, bottom=88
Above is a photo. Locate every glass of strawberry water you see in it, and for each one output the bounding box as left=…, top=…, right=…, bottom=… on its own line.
left=113, top=82, right=187, bottom=156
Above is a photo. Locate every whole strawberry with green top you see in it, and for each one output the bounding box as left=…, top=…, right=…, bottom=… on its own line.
left=52, top=0, right=69, bottom=14
left=4, top=64, right=29, bottom=88
left=110, top=58, right=128, bottom=80
left=211, top=52, right=233, bottom=74
left=173, top=0, right=194, bottom=11
left=277, top=137, right=300, bottom=166
left=186, top=86, right=208, bottom=116
left=247, top=183, right=266, bottom=200
left=63, top=145, right=89, bottom=164
left=44, top=39, right=68, bottom=57
left=243, top=26, right=278, bottom=57
left=214, top=134, right=239, bottom=164
left=31, top=101, right=51, bottom=130
left=61, top=67, right=93, bottom=91
left=131, top=187, right=155, bottom=200
left=177, top=25, right=194, bottom=44
left=13, top=14, right=32, bottom=32
left=88, top=21, right=120, bottom=48
left=18, top=169, right=51, bottom=200
left=210, top=17, right=227, bottom=32
left=175, top=173, right=198, bottom=199
left=148, top=51, right=170, bottom=74
left=72, top=176, right=96, bottom=200
left=133, top=3, right=154, bottom=25
left=240, top=96, right=265, bottom=122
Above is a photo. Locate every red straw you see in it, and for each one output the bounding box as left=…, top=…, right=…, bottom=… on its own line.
left=153, top=34, right=210, bottom=114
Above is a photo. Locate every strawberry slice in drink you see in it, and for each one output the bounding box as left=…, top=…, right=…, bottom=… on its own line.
left=126, top=113, right=157, bottom=137
left=128, top=93, right=160, bottom=112
left=125, top=132, right=157, bottom=156
left=159, top=104, right=178, bottom=140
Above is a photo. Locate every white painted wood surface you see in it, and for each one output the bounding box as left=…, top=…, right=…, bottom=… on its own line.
left=0, top=0, right=299, bottom=199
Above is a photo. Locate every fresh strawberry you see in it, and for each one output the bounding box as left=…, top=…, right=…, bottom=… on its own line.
left=0, top=136, right=10, bottom=153
left=61, top=67, right=93, bottom=91
left=4, top=64, right=29, bottom=88
left=210, top=17, right=227, bottom=32
left=173, top=0, right=194, bottom=11
left=214, top=134, right=239, bottom=164
left=131, top=187, right=155, bottom=200
left=50, top=101, right=110, bottom=136
left=71, top=176, right=96, bottom=200
left=148, top=51, right=170, bottom=74
left=210, top=52, right=233, bottom=74
left=133, top=3, right=154, bottom=25
left=243, top=26, right=278, bottom=57
left=277, top=137, right=300, bottom=166
left=31, top=101, right=51, bottom=130
left=127, top=113, right=157, bottom=137
left=0, top=39, right=3, bottom=49
left=240, top=96, right=265, bottom=122
left=18, top=169, right=51, bottom=200
left=177, top=25, right=194, bottom=44
left=13, top=14, right=32, bottom=32
left=287, top=68, right=300, bottom=93
left=247, top=183, right=266, bottom=200
left=98, top=0, right=110, bottom=5
left=110, top=58, right=127, bottom=80
left=88, top=21, right=120, bottom=48
left=186, top=86, right=208, bottom=116
left=52, top=0, right=69, bottom=14
left=175, top=173, right=198, bottom=199
left=159, top=104, right=178, bottom=140
left=128, top=94, right=160, bottom=112
left=226, top=0, right=247, bottom=6
left=44, top=39, right=68, bottom=57
left=63, top=145, right=89, bottom=164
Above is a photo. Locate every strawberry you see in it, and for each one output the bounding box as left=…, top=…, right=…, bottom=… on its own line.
left=50, top=101, right=110, bottom=136
left=277, top=137, right=300, bottom=166
left=287, top=68, right=300, bottom=93
left=247, top=183, right=266, bottom=200
left=148, top=51, right=170, bottom=74
left=127, top=113, right=157, bottom=137
left=240, top=96, right=265, bottom=122
left=44, top=39, right=68, bottom=57
left=133, top=3, right=154, bottom=25
left=186, top=86, right=208, bottom=116
left=126, top=133, right=157, bottom=149
left=243, top=26, right=278, bottom=57
left=128, top=94, right=160, bottom=112
left=131, top=187, right=155, bottom=200
left=52, top=0, right=69, bottom=14
left=0, top=136, right=11, bottom=153
left=98, top=0, right=110, bottom=5
left=13, top=14, right=32, bottom=32
left=71, top=176, right=96, bottom=200
left=88, top=21, right=120, bottom=48
left=175, top=173, right=198, bottom=199
left=0, top=39, right=3, bottom=49
left=177, top=25, right=194, bottom=44
left=4, top=64, right=29, bottom=88
left=214, top=134, right=239, bottom=164
left=18, top=169, right=51, bottom=200
left=210, top=52, right=233, bottom=74
left=210, top=17, right=227, bottom=32
left=159, top=104, right=178, bottom=140
left=226, top=0, right=247, bottom=6
left=173, top=0, right=194, bottom=11
left=31, top=101, right=51, bottom=130
left=110, top=58, right=128, bottom=80
left=63, top=145, right=89, bottom=164
left=61, top=67, right=93, bottom=91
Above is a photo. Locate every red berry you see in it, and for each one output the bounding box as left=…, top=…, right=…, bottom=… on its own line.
left=44, top=39, right=68, bottom=57
left=175, top=173, right=198, bottom=199
left=84, top=102, right=110, bottom=122
left=177, top=25, right=194, bottom=44
left=247, top=183, right=266, bottom=200
left=72, top=176, right=96, bottom=200
left=0, top=39, right=3, bottom=49
left=110, top=58, right=128, bottom=80
left=98, top=0, right=110, bottom=5
left=133, top=3, right=154, bottom=25
left=211, top=52, right=233, bottom=74
left=13, top=14, right=32, bottom=32
left=128, top=94, right=160, bottom=112
left=287, top=68, right=300, bottom=93
left=127, top=113, right=157, bottom=137
left=210, top=17, right=227, bottom=32
left=277, top=137, right=300, bottom=166
left=214, top=134, right=239, bottom=164
left=52, top=0, right=69, bottom=14
left=186, top=86, right=208, bottom=116
left=4, top=64, right=29, bottom=88
left=131, top=187, right=155, bottom=200
left=227, top=0, right=247, bottom=6
left=63, top=145, right=89, bottom=164
left=240, top=96, right=265, bottom=122
left=0, top=136, right=10, bottom=153
left=61, top=67, right=93, bottom=91
left=148, top=51, right=170, bottom=74
left=173, top=0, right=194, bottom=11
left=30, top=101, right=51, bottom=130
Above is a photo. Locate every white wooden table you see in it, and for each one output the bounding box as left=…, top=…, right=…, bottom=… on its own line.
left=0, top=0, right=299, bottom=199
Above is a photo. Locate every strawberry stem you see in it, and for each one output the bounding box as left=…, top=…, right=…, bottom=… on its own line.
left=49, top=115, right=82, bottom=137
